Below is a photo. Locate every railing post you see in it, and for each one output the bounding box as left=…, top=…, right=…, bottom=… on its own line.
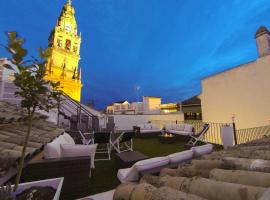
left=232, top=114, right=237, bottom=145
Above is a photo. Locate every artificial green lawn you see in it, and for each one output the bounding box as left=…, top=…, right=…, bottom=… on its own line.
left=88, top=137, right=222, bottom=196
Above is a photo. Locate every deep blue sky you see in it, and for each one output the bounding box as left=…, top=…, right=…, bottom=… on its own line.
left=1, top=0, right=270, bottom=109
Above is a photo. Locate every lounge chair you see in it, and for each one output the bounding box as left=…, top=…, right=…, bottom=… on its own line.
left=110, top=131, right=135, bottom=153
left=186, top=123, right=210, bottom=147
left=93, top=132, right=111, bottom=161
left=78, top=130, right=94, bottom=145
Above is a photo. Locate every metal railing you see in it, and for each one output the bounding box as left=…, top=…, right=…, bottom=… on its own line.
left=58, top=92, right=100, bottom=131
left=182, top=121, right=232, bottom=145
left=236, top=125, right=270, bottom=144
left=149, top=119, right=232, bottom=145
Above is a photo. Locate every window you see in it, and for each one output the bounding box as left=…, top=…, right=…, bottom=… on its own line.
left=73, top=46, right=78, bottom=53
left=65, top=39, right=71, bottom=50
left=57, top=39, right=62, bottom=48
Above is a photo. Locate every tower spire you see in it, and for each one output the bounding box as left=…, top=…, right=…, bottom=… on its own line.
left=68, top=0, right=72, bottom=5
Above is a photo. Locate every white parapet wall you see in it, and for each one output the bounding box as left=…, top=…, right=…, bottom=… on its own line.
left=111, top=112, right=184, bottom=131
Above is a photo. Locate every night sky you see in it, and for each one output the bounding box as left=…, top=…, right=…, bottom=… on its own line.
left=1, top=0, right=270, bottom=109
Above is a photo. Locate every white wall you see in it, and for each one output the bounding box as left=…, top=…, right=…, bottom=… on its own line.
left=201, top=55, right=270, bottom=129
left=111, top=113, right=184, bottom=130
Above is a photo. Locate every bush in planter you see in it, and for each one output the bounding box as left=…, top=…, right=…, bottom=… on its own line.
left=1, top=32, right=62, bottom=192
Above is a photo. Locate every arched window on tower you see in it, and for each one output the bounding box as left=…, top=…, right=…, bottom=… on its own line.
left=57, top=39, right=62, bottom=48
left=65, top=39, right=71, bottom=50
left=73, top=46, right=78, bottom=53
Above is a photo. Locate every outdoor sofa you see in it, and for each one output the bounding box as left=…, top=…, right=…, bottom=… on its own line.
left=133, top=123, right=162, bottom=137
left=22, top=133, right=97, bottom=200
left=165, top=123, right=194, bottom=136
left=117, top=143, right=213, bottom=183
left=82, top=143, right=214, bottom=200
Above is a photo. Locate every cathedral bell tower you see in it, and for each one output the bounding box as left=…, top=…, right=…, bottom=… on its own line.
left=45, top=0, right=82, bottom=101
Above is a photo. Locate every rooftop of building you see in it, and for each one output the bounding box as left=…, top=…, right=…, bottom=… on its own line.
left=0, top=101, right=64, bottom=182
left=114, top=135, right=270, bottom=199
left=182, top=95, right=201, bottom=106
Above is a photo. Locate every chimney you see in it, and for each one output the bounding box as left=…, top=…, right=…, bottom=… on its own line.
left=255, top=26, right=270, bottom=58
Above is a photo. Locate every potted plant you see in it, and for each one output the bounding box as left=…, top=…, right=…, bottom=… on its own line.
left=0, top=32, right=63, bottom=199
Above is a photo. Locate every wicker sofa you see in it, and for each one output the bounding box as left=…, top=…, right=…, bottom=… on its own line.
left=22, top=133, right=96, bottom=200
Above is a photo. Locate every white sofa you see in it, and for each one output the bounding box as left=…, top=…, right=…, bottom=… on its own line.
left=134, top=123, right=162, bottom=135
left=117, top=149, right=193, bottom=183
left=117, top=143, right=214, bottom=183
left=44, top=132, right=97, bottom=169
left=165, top=123, right=194, bottom=136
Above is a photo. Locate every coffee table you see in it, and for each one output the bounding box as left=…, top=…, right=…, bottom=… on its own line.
left=115, top=151, right=149, bottom=169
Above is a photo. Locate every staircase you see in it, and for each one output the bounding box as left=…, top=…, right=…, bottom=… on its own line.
left=58, top=93, right=100, bottom=132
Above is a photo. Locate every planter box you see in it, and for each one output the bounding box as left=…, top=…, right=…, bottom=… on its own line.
left=12, top=177, right=64, bottom=200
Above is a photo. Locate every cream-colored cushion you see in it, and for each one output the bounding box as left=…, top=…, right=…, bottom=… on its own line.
left=167, top=150, right=193, bottom=164
left=134, top=157, right=170, bottom=171
left=176, top=124, right=185, bottom=131
left=145, top=124, right=152, bottom=129
left=151, top=124, right=158, bottom=129
left=184, top=124, right=193, bottom=132
left=117, top=167, right=139, bottom=183
left=192, top=144, right=213, bottom=157
left=62, top=132, right=75, bottom=145
left=171, top=124, right=177, bottom=130
left=44, top=135, right=70, bottom=159
left=44, top=139, right=61, bottom=159
left=165, top=124, right=172, bottom=130
left=60, top=144, right=97, bottom=168
left=137, top=124, right=145, bottom=129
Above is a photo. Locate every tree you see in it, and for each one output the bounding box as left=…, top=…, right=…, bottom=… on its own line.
left=3, top=32, right=62, bottom=191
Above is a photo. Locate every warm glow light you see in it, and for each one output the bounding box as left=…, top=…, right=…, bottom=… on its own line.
left=164, top=133, right=173, bottom=137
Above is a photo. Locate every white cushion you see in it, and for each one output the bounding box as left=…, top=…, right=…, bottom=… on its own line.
left=176, top=124, right=185, bottom=131
left=151, top=124, right=158, bottom=129
left=145, top=124, right=152, bottom=129
left=137, top=124, right=145, bottom=129
left=117, top=167, right=139, bottom=183
left=184, top=124, right=193, bottom=132
left=55, top=135, right=70, bottom=146
left=167, top=150, right=193, bottom=164
left=44, top=135, right=70, bottom=159
left=165, top=124, right=172, bottom=130
left=60, top=144, right=97, bottom=168
left=44, top=139, right=61, bottom=159
left=62, top=132, right=75, bottom=145
left=171, top=124, right=177, bottom=130
left=192, top=144, right=213, bottom=157
left=134, top=157, right=170, bottom=171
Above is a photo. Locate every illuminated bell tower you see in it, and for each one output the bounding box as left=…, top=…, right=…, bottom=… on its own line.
left=45, top=0, right=82, bottom=101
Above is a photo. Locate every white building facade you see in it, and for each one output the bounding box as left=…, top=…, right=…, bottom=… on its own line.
left=200, top=26, right=270, bottom=129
